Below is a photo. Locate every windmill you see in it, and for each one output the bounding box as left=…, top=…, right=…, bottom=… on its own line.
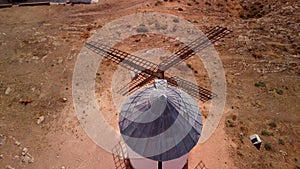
left=85, top=26, right=231, bottom=169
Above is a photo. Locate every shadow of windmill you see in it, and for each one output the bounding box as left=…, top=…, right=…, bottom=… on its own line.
left=112, top=141, right=133, bottom=169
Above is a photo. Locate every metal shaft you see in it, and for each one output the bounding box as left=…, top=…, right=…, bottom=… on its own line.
left=158, top=161, right=162, bottom=169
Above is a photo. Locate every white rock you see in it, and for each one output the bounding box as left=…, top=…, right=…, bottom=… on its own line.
left=37, top=116, right=45, bottom=125
left=5, top=87, right=12, bottom=95
left=52, top=41, right=61, bottom=47
left=22, top=155, right=31, bottom=164
left=61, top=166, right=66, bottom=169
left=0, top=135, right=6, bottom=145
left=6, top=165, right=14, bottom=169
left=0, top=154, right=3, bottom=159
left=62, top=98, right=67, bottom=102
left=279, top=150, right=287, bottom=156
left=39, top=37, right=47, bottom=42
left=14, top=141, right=21, bottom=146
left=57, top=57, right=64, bottom=64
left=22, top=147, right=28, bottom=155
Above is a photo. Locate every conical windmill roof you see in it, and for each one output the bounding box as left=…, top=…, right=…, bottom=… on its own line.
left=119, top=79, right=202, bottom=161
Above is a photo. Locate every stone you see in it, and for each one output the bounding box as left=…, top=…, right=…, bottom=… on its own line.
left=0, top=135, right=6, bottom=145
left=57, top=57, right=64, bottom=64
left=14, top=141, right=21, bottom=146
left=62, top=98, right=67, bottom=102
left=22, top=147, right=28, bottom=155
left=0, top=154, right=3, bottom=159
left=5, top=87, right=12, bottom=95
left=61, top=166, right=66, bottom=169
left=37, top=116, right=45, bottom=125
left=21, top=153, right=34, bottom=164
left=6, top=165, right=14, bottom=169
left=22, top=155, right=31, bottom=164
left=279, top=150, right=287, bottom=156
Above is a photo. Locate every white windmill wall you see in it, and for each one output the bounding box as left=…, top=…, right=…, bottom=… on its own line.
left=130, top=153, right=188, bottom=169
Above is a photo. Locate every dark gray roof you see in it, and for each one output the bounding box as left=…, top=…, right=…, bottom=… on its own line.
left=119, top=80, right=202, bottom=161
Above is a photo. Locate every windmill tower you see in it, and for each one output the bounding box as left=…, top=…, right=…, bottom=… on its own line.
left=85, top=26, right=231, bottom=169
left=119, top=79, right=202, bottom=169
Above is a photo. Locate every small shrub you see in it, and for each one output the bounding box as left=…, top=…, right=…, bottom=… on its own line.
left=226, top=119, right=235, bottom=127
left=264, top=143, right=272, bottom=151
left=178, top=7, right=183, bottom=11
left=205, top=2, right=211, bottom=6
left=175, top=42, right=180, bottom=46
left=261, top=130, right=270, bottom=136
left=155, top=0, right=163, bottom=6
left=136, top=24, right=148, bottom=33
left=217, top=2, right=224, bottom=7
left=232, top=114, right=237, bottom=121
left=173, top=18, right=179, bottom=23
left=187, top=2, right=192, bottom=6
left=268, top=121, right=277, bottom=128
left=187, top=63, right=192, bottom=68
left=278, top=139, right=285, bottom=145
left=276, top=89, right=283, bottom=95
left=255, top=81, right=266, bottom=87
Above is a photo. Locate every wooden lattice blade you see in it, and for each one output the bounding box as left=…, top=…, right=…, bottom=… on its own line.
left=158, top=26, right=231, bottom=71
left=85, top=41, right=161, bottom=76
left=165, top=75, right=216, bottom=102
left=117, top=73, right=155, bottom=96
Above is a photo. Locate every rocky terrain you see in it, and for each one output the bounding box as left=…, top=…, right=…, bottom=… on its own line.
left=0, top=0, right=299, bottom=168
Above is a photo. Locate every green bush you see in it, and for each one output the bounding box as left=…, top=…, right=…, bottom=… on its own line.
left=276, top=89, right=283, bottom=95
left=265, top=143, right=272, bottom=151
left=279, top=139, right=285, bottom=145
left=136, top=24, right=148, bottom=33
left=226, top=119, right=235, bottom=127
left=255, top=81, right=266, bottom=87
left=173, top=18, right=179, bottom=23
left=268, top=121, right=277, bottom=128
left=261, top=130, right=271, bottom=136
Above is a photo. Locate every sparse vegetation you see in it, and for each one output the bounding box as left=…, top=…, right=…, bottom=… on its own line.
left=264, top=143, right=272, bottom=151
left=226, top=119, right=235, bottom=127
left=155, top=0, right=163, bottom=6
left=136, top=24, right=148, bottom=33
left=255, top=81, right=266, bottom=87
left=268, top=121, right=277, bottom=128
left=178, top=7, right=183, bottom=11
left=276, top=89, right=283, bottom=95
left=239, top=1, right=267, bottom=19
left=1, top=1, right=299, bottom=169
left=278, top=139, right=285, bottom=145
left=232, top=114, right=237, bottom=121
left=173, top=18, right=179, bottom=23
left=204, top=2, right=211, bottom=6
left=261, top=130, right=271, bottom=136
